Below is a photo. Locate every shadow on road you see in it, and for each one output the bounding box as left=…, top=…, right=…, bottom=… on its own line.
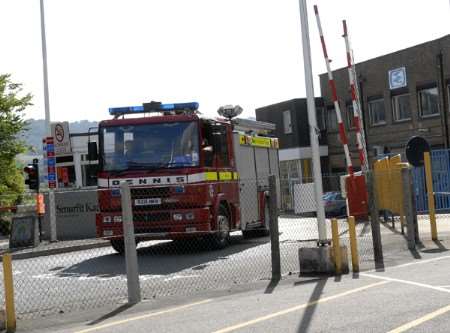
left=296, top=278, right=327, bottom=333
left=56, top=235, right=269, bottom=279
left=421, top=240, right=449, bottom=253
left=88, top=303, right=136, bottom=326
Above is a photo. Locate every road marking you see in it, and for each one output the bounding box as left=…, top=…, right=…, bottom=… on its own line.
left=361, top=273, right=450, bottom=294
left=212, top=281, right=388, bottom=333
left=386, top=304, right=450, bottom=333
left=365, top=255, right=450, bottom=273
left=73, top=299, right=212, bottom=333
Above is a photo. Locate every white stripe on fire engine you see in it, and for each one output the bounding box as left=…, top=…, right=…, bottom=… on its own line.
left=98, top=172, right=238, bottom=187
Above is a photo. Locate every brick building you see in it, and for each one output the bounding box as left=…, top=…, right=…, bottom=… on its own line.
left=320, top=35, right=450, bottom=173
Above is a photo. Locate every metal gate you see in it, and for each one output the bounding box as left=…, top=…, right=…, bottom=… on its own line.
left=413, top=149, right=450, bottom=213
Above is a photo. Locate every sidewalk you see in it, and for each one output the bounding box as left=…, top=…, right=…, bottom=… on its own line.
left=0, top=238, right=110, bottom=260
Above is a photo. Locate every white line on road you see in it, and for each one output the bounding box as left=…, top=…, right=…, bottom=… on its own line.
left=212, top=281, right=389, bottom=333
left=366, top=255, right=450, bottom=273
left=73, top=299, right=212, bottom=333
left=386, top=304, right=450, bottom=333
left=361, top=273, right=450, bottom=294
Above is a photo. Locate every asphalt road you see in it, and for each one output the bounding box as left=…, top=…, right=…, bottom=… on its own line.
left=4, top=217, right=378, bottom=320
left=24, top=248, right=450, bottom=333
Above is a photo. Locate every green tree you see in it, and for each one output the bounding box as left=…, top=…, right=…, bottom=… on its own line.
left=0, top=74, right=32, bottom=207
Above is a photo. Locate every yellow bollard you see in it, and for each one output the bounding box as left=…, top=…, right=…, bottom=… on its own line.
left=347, top=216, right=360, bottom=272
left=3, top=254, right=16, bottom=333
left=424, top=152, right=438, bottom=241
left=331, top=218, right=341, bottom=274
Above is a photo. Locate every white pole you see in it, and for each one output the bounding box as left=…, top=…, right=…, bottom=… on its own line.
left=40, top=0, right=57, bottom=241
left=120, top=182, right=141, bottom=304
left=40, top=0, right=51, bottom=136
left=298, top=0, right=327, bottom=243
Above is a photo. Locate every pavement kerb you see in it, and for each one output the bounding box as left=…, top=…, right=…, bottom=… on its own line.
left=0, top=241, right=111, bottom=261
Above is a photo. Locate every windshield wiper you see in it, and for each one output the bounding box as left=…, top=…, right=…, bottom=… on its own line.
left=127, top=161, right=167, bottom=170
left=164, top=161, right=193, bottom=168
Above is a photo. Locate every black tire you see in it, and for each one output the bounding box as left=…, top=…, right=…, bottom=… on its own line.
left=206, top=205, right=230, bottom=249
left=110, top=239, right=125, bottom=254
left=110, top=239, right=140, bottom=254
left=242, top=230, right=257, bottom=239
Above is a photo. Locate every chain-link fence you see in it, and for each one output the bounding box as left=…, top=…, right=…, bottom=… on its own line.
left=0, top=171, right=419, bottom=321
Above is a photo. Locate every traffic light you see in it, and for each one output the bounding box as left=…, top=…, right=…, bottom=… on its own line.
left=24, top=159, right=39, bottom=191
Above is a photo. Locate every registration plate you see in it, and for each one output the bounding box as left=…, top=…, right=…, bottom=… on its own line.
left=134, top=198, right=162, bottom=206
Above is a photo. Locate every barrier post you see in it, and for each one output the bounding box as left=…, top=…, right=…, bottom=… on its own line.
left=366, top=172, right=383, bottom=263
left=120, top=182, right=141, bottom=304
left=331, top=218, right=341, bottom=274
left=2, top=254, right=16, bottom=332
left=424, top=152, right=438, bottom=241
left=347, top=216, right=360, bottom=272
left=401, top=166, right=416, bottom=250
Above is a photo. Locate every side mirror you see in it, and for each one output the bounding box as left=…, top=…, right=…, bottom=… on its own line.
left=87, top=142, right=98, bottom=161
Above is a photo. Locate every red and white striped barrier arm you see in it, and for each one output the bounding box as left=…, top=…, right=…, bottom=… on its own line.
left=313, top=5, right=354, bottom=176
left=342, top=20, right=368, bottom=172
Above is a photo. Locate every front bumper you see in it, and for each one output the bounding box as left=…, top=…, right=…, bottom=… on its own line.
left=97, top=207, right=213, bottom=240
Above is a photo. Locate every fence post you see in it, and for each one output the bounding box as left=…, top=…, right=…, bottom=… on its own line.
left=2, top=254, right=16, bottom=333
left=401, top=167, right=416, bottom=250
left=269, top=175, right=281, bottom=280
left=366, top=172, right=384, bottom=263
left=424, top=152, right=438, bottom=241
left=120, top=182, right=141, bottom=304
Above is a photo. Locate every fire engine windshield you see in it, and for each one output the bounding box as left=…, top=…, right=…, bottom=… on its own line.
left=101, top=121, right=199, bottom=172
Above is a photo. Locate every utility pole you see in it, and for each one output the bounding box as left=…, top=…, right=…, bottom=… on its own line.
left=40, top=0, right=57, bottom=241
left=40, top=0, right=51, bottom=135
left=298, top=0, right=327, bottom=243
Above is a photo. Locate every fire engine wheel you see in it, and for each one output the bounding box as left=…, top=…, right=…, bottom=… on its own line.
left=110, top=239, right=139, bottom=255
left=110, top=240, right=125, bottom=254
left=207, top=205, right=230, bottom=249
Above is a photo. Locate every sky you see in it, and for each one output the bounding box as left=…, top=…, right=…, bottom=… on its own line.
left=0, top=0, right=449, bottom=122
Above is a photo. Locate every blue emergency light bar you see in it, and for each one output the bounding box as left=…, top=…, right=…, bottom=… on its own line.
left=109, top=102, right=199, bottom=117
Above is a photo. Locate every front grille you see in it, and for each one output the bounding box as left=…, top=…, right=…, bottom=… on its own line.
left=134, top=212, right=171, bottom=223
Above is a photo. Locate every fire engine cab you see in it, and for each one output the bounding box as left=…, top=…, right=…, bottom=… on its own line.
left=89, top=101, right=280, bottom=253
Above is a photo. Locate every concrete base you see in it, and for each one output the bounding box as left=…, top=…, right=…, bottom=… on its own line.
left=299, top=245, right=349, bottom=275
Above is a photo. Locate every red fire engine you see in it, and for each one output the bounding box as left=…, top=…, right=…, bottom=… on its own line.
left=89, top=101, right=280, bottom=253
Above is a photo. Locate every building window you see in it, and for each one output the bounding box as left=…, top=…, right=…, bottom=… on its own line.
left=368, top=98, right=386, bottom=126
left=283, top=110, right=292, bottom=134
left=392, top=93, right=411, bottom=121
left=316, top=107, right=326, bottom=130
left=419, top=87, right=439, bottom=118
left=327, top=107, right=337, bottom=131
left=346, top=105, right=355, bottom=129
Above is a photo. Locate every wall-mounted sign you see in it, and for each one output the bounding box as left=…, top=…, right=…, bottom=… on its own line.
left=51, top=122, right=72, bottom=155
left=388, top=67, right=407, bottom=90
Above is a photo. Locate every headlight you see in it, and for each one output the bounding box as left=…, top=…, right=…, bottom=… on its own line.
left=113, top=215, right=123, bottom=223
left=103, top=216, right=112, bottom=223
left=173, top=213, right=183, bottom=221
left=185, top=212, right=195, bottom=220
